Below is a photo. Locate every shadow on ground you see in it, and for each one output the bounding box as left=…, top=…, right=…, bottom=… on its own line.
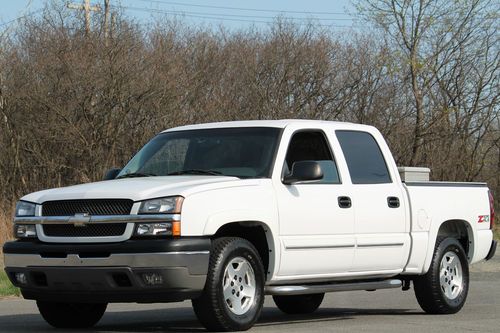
left=0, top=306, right=420, bottom=332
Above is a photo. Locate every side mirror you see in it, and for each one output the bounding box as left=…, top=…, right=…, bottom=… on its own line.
left=283, top=161, right=323, bottom=185
left=103, top=168, right=121, bottom=180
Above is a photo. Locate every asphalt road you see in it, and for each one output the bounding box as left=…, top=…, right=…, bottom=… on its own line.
left=1, top=256, right=499, bottom=333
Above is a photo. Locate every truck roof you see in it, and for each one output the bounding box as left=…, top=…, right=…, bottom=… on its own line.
left=162, top=119, right=370, bottom=133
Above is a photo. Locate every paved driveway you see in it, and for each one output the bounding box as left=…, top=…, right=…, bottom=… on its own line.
left=1, top=256, right=498, bottom=332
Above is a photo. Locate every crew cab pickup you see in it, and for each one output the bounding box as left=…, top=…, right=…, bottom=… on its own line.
left=3, top=120, right=497, bottom=331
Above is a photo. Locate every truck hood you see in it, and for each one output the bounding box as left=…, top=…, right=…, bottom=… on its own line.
left=21, top=176, right=251, bottom=203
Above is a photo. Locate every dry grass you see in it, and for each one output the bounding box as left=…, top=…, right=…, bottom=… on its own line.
left=0, top=209, right=14, bottom=268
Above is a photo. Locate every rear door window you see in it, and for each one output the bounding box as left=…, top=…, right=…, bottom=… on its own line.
left=336, top=131, right=391, bottom=184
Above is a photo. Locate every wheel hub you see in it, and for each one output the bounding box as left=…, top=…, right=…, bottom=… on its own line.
left=439, top=251, right=463, bottom=300
left=222, top=257, right=256, bottom=315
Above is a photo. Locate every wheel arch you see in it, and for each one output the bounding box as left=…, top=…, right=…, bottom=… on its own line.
left=423, top=219, right=474, bottom=273
left=209, top=220, right=276, bottom=281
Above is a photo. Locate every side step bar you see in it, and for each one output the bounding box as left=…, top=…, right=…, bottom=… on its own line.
left=265, top=279, right=402, bottom=296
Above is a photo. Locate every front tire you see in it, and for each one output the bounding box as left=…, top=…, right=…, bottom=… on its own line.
left=414, top=237, right=469, bottom=314
left=192, top=237, right=265, bottom=331
left=36, top=301, right=107, bottom=328
left=273, top=293, right=324, bottom=314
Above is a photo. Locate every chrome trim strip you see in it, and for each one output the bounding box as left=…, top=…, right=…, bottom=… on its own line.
left=357, top=243, right=404, bottom=248
left=4, top=251, right=209, bottom=269
left=265, top=279, right=402, bottom=295
left=285, top=245, right=355, bottom=250
left=14, top=214, right=181, bottom=225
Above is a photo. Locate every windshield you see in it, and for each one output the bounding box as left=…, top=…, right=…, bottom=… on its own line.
left=117, top=127, right=282, bottom=179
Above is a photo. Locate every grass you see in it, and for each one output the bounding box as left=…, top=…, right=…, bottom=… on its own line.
left=494, top=225, right=500, bottom=241
left=0, top=208, right=18, bottom=297
left=0, top=270, right=19, bottom=297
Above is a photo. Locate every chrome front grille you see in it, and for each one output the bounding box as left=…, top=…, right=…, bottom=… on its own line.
left=42, top=223, right=127, bottom=237
left=42, top=199, right=133, bottom=216
left=39, top=199, right=133, bottom=242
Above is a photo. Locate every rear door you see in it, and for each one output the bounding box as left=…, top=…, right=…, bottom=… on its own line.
left=335, top=130, right=410, bottom=272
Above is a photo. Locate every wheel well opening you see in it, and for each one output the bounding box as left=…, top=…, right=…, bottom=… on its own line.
left=437, top=220, right=471, bottom=258
left=213, top=222, right=270, bottom=273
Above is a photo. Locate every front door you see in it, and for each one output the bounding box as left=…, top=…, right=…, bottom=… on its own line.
left=275, top=129, right=355, bottom=278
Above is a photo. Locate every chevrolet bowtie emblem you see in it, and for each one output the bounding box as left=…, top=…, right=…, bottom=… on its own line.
left=68, top=213, right=91, bottom=227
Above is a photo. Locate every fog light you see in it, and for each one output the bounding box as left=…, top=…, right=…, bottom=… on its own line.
left=142, top=273, right=163, bottom=286
left=14, top=224, right=37, bottom=239
left=15, top=272, right=28, bottom=285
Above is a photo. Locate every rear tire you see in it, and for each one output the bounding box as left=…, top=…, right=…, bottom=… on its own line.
left=414, top=237, right=469, bottom=314
left=36, top=301, right=107, bottom=328
left=273, top=293, right=324, bottom=314
left=192, top=237, right=265, bottom=331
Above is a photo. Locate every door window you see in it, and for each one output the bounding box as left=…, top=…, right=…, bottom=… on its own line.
left=284, top=131, right=340, bottom=184
left=336, top=130, right=391, bottom=184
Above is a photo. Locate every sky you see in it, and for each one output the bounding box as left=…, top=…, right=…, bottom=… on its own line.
left=1, top=0, right=357, bottom=31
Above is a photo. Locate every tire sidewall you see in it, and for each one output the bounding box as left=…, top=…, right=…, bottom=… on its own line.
left=213, top=238, right=265, bottom=329
left=433, top=238, right=469, bottom=310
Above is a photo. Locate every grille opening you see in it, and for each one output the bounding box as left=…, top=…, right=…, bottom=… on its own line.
left=43, top=223, right=127, bottom=237
left=40, top=252, right=67, bottom=258
left=112, top=273, right=132, bottom=287
left=31, top=272, right=48, bottom=287
left=42, top=199, right=133, bottom=216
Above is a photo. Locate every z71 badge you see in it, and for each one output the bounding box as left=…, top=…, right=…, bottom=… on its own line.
left=478, top=215, right=490, bottom=223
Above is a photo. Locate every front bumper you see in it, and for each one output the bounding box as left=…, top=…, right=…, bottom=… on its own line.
left=3, top=238, right=210, bottom=303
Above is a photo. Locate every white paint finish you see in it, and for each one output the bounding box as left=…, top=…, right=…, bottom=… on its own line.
left=271, top=122, right=356, bottom=277
left=327, top=126, right=411, bottom=273
left=402, top=231, right=429, bottom=274
left=352, top=234, right=411, bottom=271
left=475, top=230, right=494, bottom=263
left=348, top=183, right=410, bottom=271
left=417, top=209, right=431, bottom=230
left=404, top=184, right=491, bottom=273
left=13, top=120, right=494, bottom=284
left=279, top=236, right=355, bottom=275
left=21, top=176, right=241, bottom=203
left=180, top=179, right=280, bottom=277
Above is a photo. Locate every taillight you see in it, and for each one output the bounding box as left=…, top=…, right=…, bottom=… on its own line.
left=489, top=190, right=495, bottom=230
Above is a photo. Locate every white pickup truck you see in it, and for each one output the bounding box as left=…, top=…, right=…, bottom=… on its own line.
left=3, top=120, right=497, bottom=331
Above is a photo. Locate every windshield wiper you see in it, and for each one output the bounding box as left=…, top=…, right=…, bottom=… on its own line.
left=116, top=172, right=157, bottom=179
left=167, top=169, right=223, bottom=176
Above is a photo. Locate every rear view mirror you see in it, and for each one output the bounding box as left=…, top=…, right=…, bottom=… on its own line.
left=103, top=168, right=121, bottom=180
left=283, top=161, right=323, bottom=185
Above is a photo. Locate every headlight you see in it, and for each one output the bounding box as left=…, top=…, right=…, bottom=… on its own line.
left=14, top=224, right=37, bottom=239
left=135, top=223, right=173, bottom=236
left=15, top=201, right=36, bottom=217
left=138, top=196, right=183, bottom=214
